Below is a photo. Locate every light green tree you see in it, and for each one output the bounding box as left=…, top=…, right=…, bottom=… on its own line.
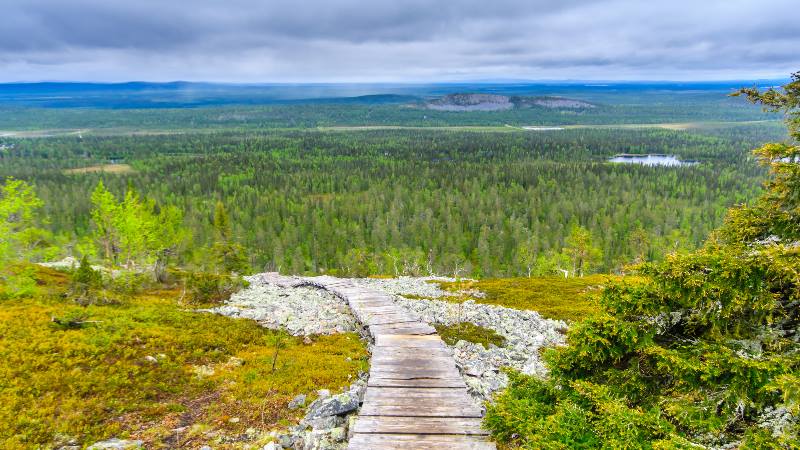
left=211, top=201, right=249, bottom=274
left=0, top=177, right=51, bottom=264
left=0, top=177, right=53, bottom=296
left=562, top=224, right=602, bottom=277
left=90, top=180, right=120, bottom=262
left=89, top=181, right=187, bottom=278
left=515, top=236, right=538, bottom=277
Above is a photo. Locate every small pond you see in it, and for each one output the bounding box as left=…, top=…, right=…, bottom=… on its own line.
left=608, top=154, right=698, bottom=167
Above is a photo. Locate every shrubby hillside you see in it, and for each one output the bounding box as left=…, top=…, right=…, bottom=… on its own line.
left=485, top=74, right=800, bottom=449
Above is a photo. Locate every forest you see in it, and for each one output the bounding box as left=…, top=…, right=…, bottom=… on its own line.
left=0, top=119, right=786, bottom=277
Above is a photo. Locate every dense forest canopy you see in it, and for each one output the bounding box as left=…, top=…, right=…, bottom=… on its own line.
left=0, top=118, right=786, bottom=277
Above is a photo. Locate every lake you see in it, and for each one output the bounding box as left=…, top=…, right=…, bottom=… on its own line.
left=608, top=154, right=698, bottom=167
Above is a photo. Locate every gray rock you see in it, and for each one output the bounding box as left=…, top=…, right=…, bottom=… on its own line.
left=87, top=439, right=143, bottom=450
left=278, top=434, right=295, bottom=448
left=305, top=392, right=359, bottom=419
left=329, top=427, right=347, bottom=442
left=262, top=443, right=280, bottom=450
left=288, top=394, right=307, bottom=410
left=304, top=415, right=345, bottom=430
left=209, top=281, right=357, bottom=336
left=200, top=446, right=212, bottom=450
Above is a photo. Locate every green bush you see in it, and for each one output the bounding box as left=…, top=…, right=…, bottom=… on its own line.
left=184, top=272, right=247, bottom=305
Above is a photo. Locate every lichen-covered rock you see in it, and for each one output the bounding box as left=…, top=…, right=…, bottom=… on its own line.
left=288, top=393, right=306, bottom=410
left=208, top=281, right=357, bottom=336
left=87, top=439, right=143, bottom=450
left=305, top=392, right=360, bottom=419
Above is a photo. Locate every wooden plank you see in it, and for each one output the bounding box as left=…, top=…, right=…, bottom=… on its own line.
left=352, top=416, right=488, bottom=435
left=369, top=366, right=461, bottom=376
left=369, top=357, right=456, bottom=367
left=349, top=434, right=495, bottom=450
left=370, top=323, right=436, bottom=336
left=361, top=396, right=478, bottom=409
left=365, top=387, right=470, bottom=400
left=371, top=347, right=453, bottom=357
left=364, top=316, right=419, bottom=326
left=359, top=403, right=483, bottom=418
left=368, top=377, right=466, bottom=388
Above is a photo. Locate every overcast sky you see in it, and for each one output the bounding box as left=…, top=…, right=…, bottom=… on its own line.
left=2, top=0, right=797, bottom=82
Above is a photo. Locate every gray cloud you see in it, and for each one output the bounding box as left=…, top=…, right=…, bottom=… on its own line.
left=0, top=0, right=797, bottom=81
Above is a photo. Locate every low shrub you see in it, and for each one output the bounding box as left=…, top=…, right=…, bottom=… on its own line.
left=434, top=322, right=506, bottom=349
left=183, top=272, right=248, bottom=305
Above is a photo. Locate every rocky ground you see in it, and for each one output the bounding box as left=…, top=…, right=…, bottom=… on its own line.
left=201, top=274, right=567, bottom=449
left=394, top=296, right=567, bottom=400
left=209, top=276, right=358, bottom=336
left=347, top=277, right=568, bottom=400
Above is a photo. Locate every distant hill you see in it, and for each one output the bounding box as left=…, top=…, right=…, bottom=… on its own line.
left=425, top=93, right=595, bottom=111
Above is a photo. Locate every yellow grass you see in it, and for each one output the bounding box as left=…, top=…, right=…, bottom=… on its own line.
left=63, top=164, right=135, bottom=174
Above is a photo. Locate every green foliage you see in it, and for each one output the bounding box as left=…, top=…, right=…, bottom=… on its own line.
left=0, top=178, right=54, bottom=297
left=486, top=75, right=800, bottom=448
left=0, top=265, right=368, bottom=448
left=434, top=322, right=506, bottom=349
left=563, top=225, right=603, bottom=277
left=211, top=200, right=249, bottom=274
left=183, top=271, right=247, bottom=306
left=1, top=122, right=779, bottom=277
left=90, top=181, right=188, bottom=278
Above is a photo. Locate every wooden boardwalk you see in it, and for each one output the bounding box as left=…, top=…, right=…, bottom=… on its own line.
left=296, top=276, right=496, bottom=450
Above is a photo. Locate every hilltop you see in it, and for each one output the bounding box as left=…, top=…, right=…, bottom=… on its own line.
left=425, top=93, right=596, bottom=111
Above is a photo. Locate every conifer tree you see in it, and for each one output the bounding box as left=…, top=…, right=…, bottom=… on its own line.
left=211, top=201, right=248, bottom=274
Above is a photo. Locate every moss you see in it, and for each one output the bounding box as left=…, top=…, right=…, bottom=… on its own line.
left=399, top=293, right=435, bottom=301
left=434, top=322, right=506, bottom=349
left=0, top=265, right=368, bottom=448
left=438, top=275, right=640, bottom=322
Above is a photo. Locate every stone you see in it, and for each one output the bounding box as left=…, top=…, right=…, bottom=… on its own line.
left=143, top=355, right=158, bottom=363
left=87, top=439, right=143, bottom=450
left=278, top=434, right=294, bottom=448
left=262, top=443, right=279, bottom=450
left=200, top=446, right=212, bottom=450
left=328, top=427, right=346, bottom=442
left=304, top=415, right=344, bottom=431
left=288, top=394, right=306, bottom=410
left=208, top=280, right=357, bottom=336
left=304, top=392, right=359, bottom=419
left=346, top=415, right=358, bottom=439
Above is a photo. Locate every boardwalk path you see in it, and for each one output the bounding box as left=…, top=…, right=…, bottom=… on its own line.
left=264, top=274, right=495, bottom=449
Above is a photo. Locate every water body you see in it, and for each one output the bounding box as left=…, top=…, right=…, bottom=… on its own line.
left=608, top=154, right=698, bottom=167
left=522, top=126, right=565, bottom=131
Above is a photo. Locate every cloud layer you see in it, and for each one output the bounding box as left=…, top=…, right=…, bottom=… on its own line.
left=2, top=0, right=798, bottom=82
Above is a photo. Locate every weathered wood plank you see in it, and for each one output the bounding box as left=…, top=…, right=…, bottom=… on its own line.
left=367, top=377, right=466, bottom=388
left=364, top=387, right=470, bottom=400
left=369, top=323, right=436, bottom=336
left=352, top=416, right=489, bottom=435
left=349, top=433, right=495, bottom=450
left=359, top=403, right=483, bottom=418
